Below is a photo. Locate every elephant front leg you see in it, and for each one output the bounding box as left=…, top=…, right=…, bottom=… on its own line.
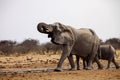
left=54, top=55, right=66, bottom=71
left=68, top=54, right=75, bottom=70
left=54, top=45, right=73, bottom=72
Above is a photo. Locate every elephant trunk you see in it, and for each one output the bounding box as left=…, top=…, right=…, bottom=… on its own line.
left=37, top=22, right=52, bottom=34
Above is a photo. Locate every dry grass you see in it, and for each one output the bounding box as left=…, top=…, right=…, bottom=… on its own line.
left=116, top=50, right=120, bottom=59
left=0, top=51, right=120, bottom=80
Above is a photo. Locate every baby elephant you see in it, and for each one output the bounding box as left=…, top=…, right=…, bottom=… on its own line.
left=97, top=44, right=119, bottom=69
left=76, top=44, right=119, bottom=69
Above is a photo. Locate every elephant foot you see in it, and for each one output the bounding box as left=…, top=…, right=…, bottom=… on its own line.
left=54, top=68, right=62, bottom=72
left=85, top=67, right=92, bottom=70
left=69, top=68, right=76, bottom=71
left=97, top=64, right=104, bottom=69
left=106, top=68, right=109, bottom=69
left=98, top=66, right=104, bottom=69
left=106, top=67, right=110, bottom=69
left=98, top=67, right=103, bottom=69
left=116, top=66, right=120, bottom=69
left=77, top=68, right=81, bottom=70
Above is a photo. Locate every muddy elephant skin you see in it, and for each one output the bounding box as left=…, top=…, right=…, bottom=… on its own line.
left=37, top=22, right=103, bottom=71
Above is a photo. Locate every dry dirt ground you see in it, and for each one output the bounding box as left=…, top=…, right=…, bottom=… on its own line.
left=0, top=53, right=120, bottom=80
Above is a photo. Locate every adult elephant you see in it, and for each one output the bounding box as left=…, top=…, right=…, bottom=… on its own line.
left=37, top=22, right=103, bottom=71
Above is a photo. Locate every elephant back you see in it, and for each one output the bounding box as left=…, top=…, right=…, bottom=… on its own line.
left=89, top=29, right=100, bottom=55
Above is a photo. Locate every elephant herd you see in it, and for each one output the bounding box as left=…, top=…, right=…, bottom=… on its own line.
left=37, top=22, right=119, bottom=71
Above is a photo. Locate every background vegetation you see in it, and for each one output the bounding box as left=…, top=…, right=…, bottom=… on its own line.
left=0, top=38, right=120, bottom=56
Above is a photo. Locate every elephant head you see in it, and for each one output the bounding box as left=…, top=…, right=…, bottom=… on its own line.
left=37, top=22, right=53, bottom=34
left=37, top=22, right=74, bottom=45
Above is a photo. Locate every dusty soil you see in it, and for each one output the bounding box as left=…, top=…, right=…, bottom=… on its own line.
left=0, top=53, right=120, bottom=80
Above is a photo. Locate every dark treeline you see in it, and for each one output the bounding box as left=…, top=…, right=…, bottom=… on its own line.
left=100, top=38, right=120, bottom=49
left=0, top=39, right=62, bottom=55
left=0, top=38, right=120, bottom=55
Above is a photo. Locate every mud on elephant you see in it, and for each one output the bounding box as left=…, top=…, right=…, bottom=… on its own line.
left=37, top=22, right=103, bottom=71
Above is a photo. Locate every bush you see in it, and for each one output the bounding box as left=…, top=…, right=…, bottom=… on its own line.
left=0, top=39, right=62, bottom=55
left=0, top=40, right=16, bottom=55
left=105, top=38, right=120, bottom=49
left=1, top=37, right=119, bottom=56
left=40, top=42, right=62, bottom=54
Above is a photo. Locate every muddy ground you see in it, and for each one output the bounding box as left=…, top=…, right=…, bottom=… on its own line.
left=0, top=53, right=120, bottom=80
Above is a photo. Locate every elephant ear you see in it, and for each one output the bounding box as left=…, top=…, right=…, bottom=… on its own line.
left=54, top=22, right=75, bottom=43
left=53, top=22, right=67, bottom=32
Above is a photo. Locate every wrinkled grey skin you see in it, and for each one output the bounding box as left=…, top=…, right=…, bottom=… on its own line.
left=76, top=44, right=119, bottom=69
left=98, top=44, right=119, bottom=69
left=37, top=22, right=103, bottom=71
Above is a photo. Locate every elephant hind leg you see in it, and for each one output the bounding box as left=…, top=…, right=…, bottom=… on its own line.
left=94, top=56, right=103, bottom=69
left=106, top=56, right=113, bottom=69
left=76, top=56, right=80, bottom=70
left=85, top=57, right=93, bottom=70
left=112, top=58, right=119, bottom=69
left=83, top=58, right=88, bottom=69
left=106, top=60, right=111, bottom=69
